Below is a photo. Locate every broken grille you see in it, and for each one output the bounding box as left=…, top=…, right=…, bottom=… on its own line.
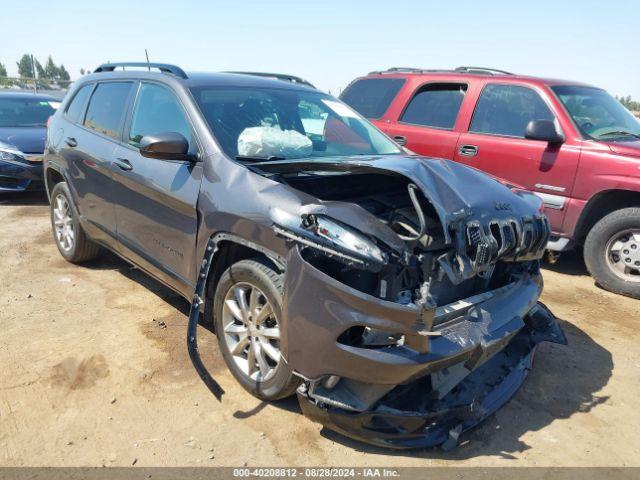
left=466, top=216, right=549, bottom=268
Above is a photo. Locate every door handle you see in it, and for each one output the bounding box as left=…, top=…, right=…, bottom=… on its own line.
left=393, top=135, right=407, bottom=147
left=114, top=158, right=133, bottom=172
left=458, top=144, right=478, bottom=157
left=65, top=137, right=77, bottom=148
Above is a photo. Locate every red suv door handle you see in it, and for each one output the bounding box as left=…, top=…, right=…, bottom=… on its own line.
left=393, top=135, right=407, bottom=147
left=459, top=144, right=478, bottom=157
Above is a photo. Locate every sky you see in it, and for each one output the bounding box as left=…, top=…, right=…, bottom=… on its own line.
left=2, top=0, right=638, bottom=98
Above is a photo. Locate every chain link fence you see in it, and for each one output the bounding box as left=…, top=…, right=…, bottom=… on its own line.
left=0, top=76, right=71, bottom=99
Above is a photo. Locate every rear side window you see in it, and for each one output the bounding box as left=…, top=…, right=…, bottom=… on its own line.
left=65, top=84, right=93, bottom=123
left=84, top=82, right=134, bottom=139
left=340, top=78, right=405, bottom=119
left=470, top=84, right=554, bottom=138
left=128, top=83, right=193, bottom=148
left=400, top=83, right=467, bottom=129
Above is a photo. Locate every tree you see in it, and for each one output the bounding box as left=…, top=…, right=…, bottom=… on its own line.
left=80, top=68, right=85, bottom=75
left=16, top=54, right=34, bottom=78
left=44, top=56, right=58, bottom=79
left=34, top=59, right=45, bottom=78
left=58, top=64, right=70, bottom=81
left=0, top=62, right=7, bottom=78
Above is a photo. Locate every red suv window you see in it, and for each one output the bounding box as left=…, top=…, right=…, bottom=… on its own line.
left=470, top=84, right=554, bottom=138
left=400, top=83, right=467, bottom=129
left=340, top=78, right=405, bottom=119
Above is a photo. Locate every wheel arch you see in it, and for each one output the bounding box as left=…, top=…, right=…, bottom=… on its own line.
left=44, top=164, right=66, bottom=201
left=574, top=189, right=640, bottom=244
left=202, top=233, right=286, bottom=331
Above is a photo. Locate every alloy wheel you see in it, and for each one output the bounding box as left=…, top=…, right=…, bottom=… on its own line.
left=53, top=194, right=75, bottom=252
left=221, top=282, right=282, bottom=382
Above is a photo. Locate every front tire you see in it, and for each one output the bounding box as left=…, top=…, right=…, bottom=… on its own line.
left=212, top=258, right=299, bottom=400
left=584, top=207, right=640, bottom=299
left=50, top=182, right=100, bottom=263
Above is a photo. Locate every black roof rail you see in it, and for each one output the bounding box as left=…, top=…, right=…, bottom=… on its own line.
left=225, top=71, right=315, bottom=88
left=94, top=62, right=188, bottom=79
left=454, top=66, right=514, bottom=75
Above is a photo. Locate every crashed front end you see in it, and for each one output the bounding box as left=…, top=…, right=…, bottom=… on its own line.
left=258, top=156, right=566, bottom=449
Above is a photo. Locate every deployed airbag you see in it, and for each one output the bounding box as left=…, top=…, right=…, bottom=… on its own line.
left=237, top=126, right=313, bottom=158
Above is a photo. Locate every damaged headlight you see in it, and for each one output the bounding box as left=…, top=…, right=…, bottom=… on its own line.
left=307, top=216, right=386, bottom=264
left=272, top=209, right=387, bottom=267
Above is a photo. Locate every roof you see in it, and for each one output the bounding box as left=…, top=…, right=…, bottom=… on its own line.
left=0, top=90, right=61, bottom=101
left=361, top=67, right=598, bottom=89
left=85, top=63, right=317, bottom=92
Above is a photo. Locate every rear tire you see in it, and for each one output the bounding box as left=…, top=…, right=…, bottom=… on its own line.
left=212, top=258, right=299, bottom=400
left=50, top=182, right=100, bottom=263
left=584, top=207, right=640, bottom=299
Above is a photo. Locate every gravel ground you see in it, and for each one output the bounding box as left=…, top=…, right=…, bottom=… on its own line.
left=1, top=192, right=639, bottom=467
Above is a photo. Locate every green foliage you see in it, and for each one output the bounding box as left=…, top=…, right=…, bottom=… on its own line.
left=45, top=56, right=58, bottom=79
left=0, top=61, right=7, bottom=78
left=58, top=64, right=70, bottom=81
left=16, top=54, right=34, bottom=78
left=34, top=59, right=45, bottom=78
left=616, top=95, right=640, bottom=112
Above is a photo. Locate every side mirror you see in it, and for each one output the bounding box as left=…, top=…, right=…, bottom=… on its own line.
left=525, top=120, right=564, bottom=145
left=139, top=132, right=195, bottom=161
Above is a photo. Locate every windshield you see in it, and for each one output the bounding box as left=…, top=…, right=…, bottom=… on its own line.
left=0, top=97, right=59, bottom=127
left=552, top=85, right=640, bottom=141
left=190, top=87, right=402, bottom=160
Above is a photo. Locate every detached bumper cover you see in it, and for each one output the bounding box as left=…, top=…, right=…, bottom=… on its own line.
left=298, top=307, right=565, bottom=449
left=0, top=157, right=44, bottom=192
left=285, top=247, right=566, bottom=449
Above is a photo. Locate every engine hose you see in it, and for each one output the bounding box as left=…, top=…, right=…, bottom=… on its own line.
left=187, top=237, right=224, bottom=401
left=398, top=183, right=427, bottom=242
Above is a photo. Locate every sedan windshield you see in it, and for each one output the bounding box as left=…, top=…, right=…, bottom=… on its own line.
left=0, top=97, right=59, bottom=127
left=190, top=86, right=402, bottom=160
left=552, top=85, right=640, bottom=141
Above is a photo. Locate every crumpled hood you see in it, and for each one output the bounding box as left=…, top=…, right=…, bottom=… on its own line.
left=0, top=127, right=46, bottom=154
left=254, top=155, right=543, bottom=244
left=606, top=140, right=640, bottom=158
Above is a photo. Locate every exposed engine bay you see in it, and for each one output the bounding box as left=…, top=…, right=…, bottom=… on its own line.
left=265, top=163, right=550, bottom=309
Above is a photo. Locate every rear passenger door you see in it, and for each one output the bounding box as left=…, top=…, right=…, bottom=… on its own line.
left=60, top=81, right=134, bottom=244
left=384, top=83, right=468, bottom=159
left=111, top=81, right=203, bottom=295
left=340, top=77, right=405, bottom=134
left=454, top=84, right=580, bottom=233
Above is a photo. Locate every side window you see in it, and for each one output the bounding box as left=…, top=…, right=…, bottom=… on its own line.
left=400, top=83, right=467, bottom=129
left=340, top=78, right=405, bottom=119
left=65, top=84, right=93, bottom=124
left=84, top=82, right=134, bottom=139
left=128, top=83, right=192, bottom=149
left=470, top=84, right=555, bottom=138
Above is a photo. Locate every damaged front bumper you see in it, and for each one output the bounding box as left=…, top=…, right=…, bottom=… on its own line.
left=285, top=247, right=566, bottom=449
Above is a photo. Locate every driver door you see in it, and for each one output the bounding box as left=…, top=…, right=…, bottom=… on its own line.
left=455, top=83, right=581, bottom=234
left=111, top=81, right=203, bottom=296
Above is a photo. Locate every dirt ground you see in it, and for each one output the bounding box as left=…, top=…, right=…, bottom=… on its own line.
left=1, top=192, right=639, bottom=468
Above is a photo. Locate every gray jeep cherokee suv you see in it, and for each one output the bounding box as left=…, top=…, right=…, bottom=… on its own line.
left=44, top=62, right=565, bottom=449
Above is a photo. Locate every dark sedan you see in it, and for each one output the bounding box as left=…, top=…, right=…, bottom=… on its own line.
left=0, top=91, right=60, bottom=192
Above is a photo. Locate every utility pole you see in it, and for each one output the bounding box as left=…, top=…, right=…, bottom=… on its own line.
left=30, top=54, right=37, bottom=94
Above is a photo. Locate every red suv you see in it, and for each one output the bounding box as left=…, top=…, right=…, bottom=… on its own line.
left=341, top=66, right=640, bottom=299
